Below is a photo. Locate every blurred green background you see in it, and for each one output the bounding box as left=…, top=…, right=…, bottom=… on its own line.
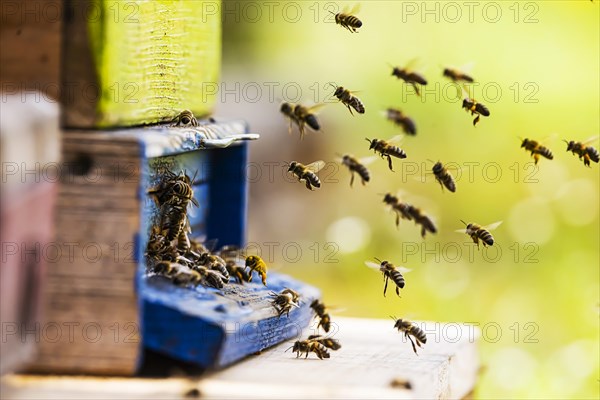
left=217, top=1, right=599, bottom=398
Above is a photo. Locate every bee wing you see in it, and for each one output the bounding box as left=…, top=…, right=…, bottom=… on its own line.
left=458, top=61, right=475, bottom=73
left=387, top=134, right=405, bottom=144
left=397, top=267, right=412, bottom=274
left=582, top=135, right=600, bottom=145
left=306, top=160, right=326, bottom=173
left=364, top=261, right=381, bottom=270
left=357, top=155, right=378, bottom=166
left=404, top=57, right=419, bottom=72
left=483, top=221, right=503, bottom=231
left=305, top=103, right=327, bottom=113
left=348, top=3, right=361, bottom=14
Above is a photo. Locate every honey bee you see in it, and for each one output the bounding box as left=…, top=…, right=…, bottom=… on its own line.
left=171, top=267, right=203, bottom=286
left=195, top=266, right=227, bottom=289
left=193, top=253, right=229, bottom=284
left=564, top=136, right=600, bottom=167
left=270, top=288, right=300, bottom=318
left=171, top=109, right=198, bottom=127
left=331, top=84, right=365, bottom=115
left=307, top=335, right=341, bottom=351
left=280, top=102, right=323, bottom=139
left=365, top=259, right=411, bottom=297
left=365, top=136, right=407, bottom=171
left=218, top=245, right=251, bottom=284
left=385, top=108, right=416, bottom=135
left=390, top=60, right=428, bottom=96
left=160, top=204, right=190, bottom=243
left=148, top=169, right=199, bottom=208
left=381, top=193, right=437, bottom=238
left=153, top=260, right=184, bottom=277
left=245, top=255, right=268, bottom=286
left=457, top=220, right=502, bottom=248
left=520, top=138, right=554, bottom=165
left=442, top=65, right=474, bottom=84
left=392, top=317, right=427, bottom=355
left=339, top=154, right=375, bottom=187
left=390, top=378, right=412, bottom=390
left=330, top=4, right=362, bottom=33
left=462, top=95, right=490, bottom=126
left=287, top=338, right=330, bottom=360
left=310, top=300, right=332, bottom=333
left=432, top=161, right=457, bottom=192
left=286, top=160, right=326, bottom=191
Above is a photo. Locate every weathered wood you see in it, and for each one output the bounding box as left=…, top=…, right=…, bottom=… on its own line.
left=61, top=0, right=221, bottom=128
left=2, top=318, right=480, bottom=399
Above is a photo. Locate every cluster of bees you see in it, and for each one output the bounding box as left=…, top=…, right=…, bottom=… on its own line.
left=145, top=168, right=268, bottom=288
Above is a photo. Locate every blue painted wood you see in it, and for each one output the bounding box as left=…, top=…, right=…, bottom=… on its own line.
left=131, top=119, right=318, bottom=370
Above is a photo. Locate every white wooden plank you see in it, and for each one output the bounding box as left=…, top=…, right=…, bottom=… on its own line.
left=1, top=318, right=479, bottom=400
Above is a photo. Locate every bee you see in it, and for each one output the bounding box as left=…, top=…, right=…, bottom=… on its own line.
left=218, top=245, right=251, bottom=284
left=365, top=136, right=407, bottom=171
left=365, top=259, right=411, bottom=297
left=245, top=255, right=268, bottom=286
left=287, top=337, right=333, bottom=360
left=564, top=136, right=600, bottom=167
left=458, top=220, right=502, bottom=249
left=160, top=204, right=189, bottom=241
left=390, top=378, right=412, bottom=390
left=330, top=5, right=362, bottom=33
left=331, top=85, right=365, bottom=115
left=171, top=267, right=203, bottom=286
left=148, top=169, right=199, bottom=208
left=392, top=317, right=427, bottom=355
left=193, top=253, right=229, bottom=284
left=307, top=335, right=341, bottom=351
left=390, top=61, right=428, bottom=96
left=462, top=96, right=490, bottom=126
left=153, top=260, right=185, bottom=277
left=520, top=138, right=554, bottom=165
left=385, top=108, right=416, bottom=135
left=286, top=160, right=325, bottom=191
left=432, top=161, right=457, bottom=192
left=443, top=66, right=474, bottom=83
left=270, top=288, right=300, bottom=318
left=406, top=206, right=437, bottom=238
left=339, top=154, right=375, bottom=187
left=280, top=102, right=323, bottom=139
left=310, top=300, right=332, bottom=333
left=171, top=109, right=198, bottom=127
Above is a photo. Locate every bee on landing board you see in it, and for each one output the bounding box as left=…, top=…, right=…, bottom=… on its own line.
left=564, top=136, right=600, bottom=167
left=217, top=245, right=251, bottom=285
left=520, top=138, right=554, bottom=165
left=287, top=339, right=331, bottom=359
left=286, top=160, right=326, bottom=191
left=365, top=258, right=411, bottom=297
left=307, top=335, right=341, bottom=351
left=330, top=84, right=365, bottom=115
left=390, top=60, right=428, bottom=96
left=245, top=255, right=268, bottom=286
left=329, top=4, right=362, bottom=33
left=338, top=154, right=376, bottom=187
left=365, top=136, right=407, bottom=171
left=171, top=109, right=198, bottom=127
left=392, top=317, right=427, bottom=355
left=431, top=161, right=457, bottom=192
left=280, top=102, right=323, bottom=139
left=385, top=108, right=416, bottom=135
left=457, top=220, right=502, bottom=249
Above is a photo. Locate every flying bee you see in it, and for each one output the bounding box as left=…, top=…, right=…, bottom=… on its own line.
left=330, top=4, right=362, bottom=33
left=310, top=300, right=332, bottom=333
left=365, top=135, right=407, bottom=171
left=245, top=255, right=268, bottom=286
left=457, top=220, right=502, bottom=249
left=520, top=138, right=554, bottom=165
left=462, top=95, right=490, bottom=126
left=338, top=154, right=376, bottom=187
left=432, top=161, right=457, bottom=192
left=564, top=136, right=600, bottom=167
left=385, top=108, right=416, bottom=135
left=307, top=335, right=342, bottom=351
left=407, top=206, right=437, bottom=238
left=287, top=338, right=330, bottom=360
left=392, top=317, right=427, bottom=355
left=442, top=63, right=475, bottom=84
left=171, top=109, right=198, bottom=127
left=382, top=192, right=413, bottom=226
left=390, top=60, right=428, bottom=96
left=280, top=102, right=323, bottom=139
left=331, top=84, right=365, bottom=115
left=270, top=288, right=300, bottom=318
left=365, top=259, right=411, bottom=297
left=286, top=160, right=326, bottom=191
